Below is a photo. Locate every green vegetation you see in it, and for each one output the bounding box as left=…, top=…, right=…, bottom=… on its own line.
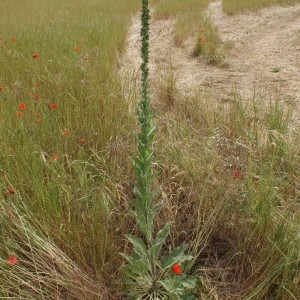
left=0, top=0, right=300, bottom=299
left=0, top=0, right=139, bottom=298
left=152, top=0, right=210, bottom=45
left=192, top=16, right=225, bottom=65
left=223, top=0, right=300, bottom=14
left=152, top=0, right=225, bottom=64
left=122, top=1, right=197, bottom=298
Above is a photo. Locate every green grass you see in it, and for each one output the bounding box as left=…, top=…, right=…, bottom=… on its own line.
left=152, top=0, right=225, bottom=64
left=154, top=90, right=300, bottom=299
left=0, top=0, right=139, bottom=298
left=152, top=0, right=210, bottom=43
left=192, top=16, right=226, bottom=65
left=0, top=0, right=300, bottom=299
left=223, top=0, right=300, bottom=14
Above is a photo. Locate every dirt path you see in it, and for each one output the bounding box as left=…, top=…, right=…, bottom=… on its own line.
left=120, top=1, right=300, bottom=123
left=209, top=0, right=300, bottom=119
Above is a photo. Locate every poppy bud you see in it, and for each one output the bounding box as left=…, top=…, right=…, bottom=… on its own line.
left=171, top=263, right=182, bottom=275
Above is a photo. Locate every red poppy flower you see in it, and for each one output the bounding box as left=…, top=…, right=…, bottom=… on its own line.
left=0, top=87, right=3, bottom=92
left=32, top=53, right=38, bottom=59
left=17, top=111, right=22, bottom=116
left=79, top=138, right=86, bottom=143
left=7, top=188, right=15, bottom=195
left=74, top=46, right=79, bottom=51
left=18, top=102, right=26, bottom=110
left=34, top=94, right=39, bottom=100
left=48, top=103, right=57, bottom=109
left=51, top=153, right=59, bottom=161
left=10, top=38, right=16, bottom=42
left=7, top=255, right=18, bottom=265
left=63, top=130, right=70, bottom=136
left=233, top=169, right=242, bottom=178
left=37, top=117, right=42, bottom=123
left=171, top=263, right=182, bottom=275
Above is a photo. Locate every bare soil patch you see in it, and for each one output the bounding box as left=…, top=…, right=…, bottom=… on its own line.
left=209, top=0, right=300, bottom=122
left=121, top=1, right=300, bottom=123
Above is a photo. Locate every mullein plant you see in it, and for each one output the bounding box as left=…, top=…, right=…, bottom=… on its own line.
left=121, top=1, right=197, bottom=299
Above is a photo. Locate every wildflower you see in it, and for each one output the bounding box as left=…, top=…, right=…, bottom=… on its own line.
left=74, top=46, right=79, bottom=51
left=7, top=255, right=18, bottom=265
left=51, top=153, right=59, bottom=161
left=35, top=83, right=39, bottom=87
left=18, top=102, right=26, bottom=110
left=199, top=37, right=207, bottom=43
left=37, top=117, right=42, bottom=123
left=0, top=86, right=3, bottom=92
left=10, top=37, right=16, bottom=42
left=171, top=263, right=182, bottom=275
left=79, top=138, right=86, bottom=143
left=17, top=111, right=22, bottom=116
left=32, top=53, right=38, bottom=59
left=7, top=188, right=15, bottom=194
left=233, top=169, right=242, bottom=178
left=63, top=129, right=70, bottom=136
left=34, top=94, right=39, bottom=100
left=48, top=103, right=57, bottom=109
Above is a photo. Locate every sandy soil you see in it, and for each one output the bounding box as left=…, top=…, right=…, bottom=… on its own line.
left=209, top=0, right=300, bottom=117
left=120, top=0, right=300, bottom=123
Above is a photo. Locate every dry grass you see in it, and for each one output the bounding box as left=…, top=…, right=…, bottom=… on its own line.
left=151, top=79, right=300, bottom=299
left=223, top=0, right=300, bottom=14
left=151, top=0, right=225, bottom=65
left=152, top=0, right=210, bottom=44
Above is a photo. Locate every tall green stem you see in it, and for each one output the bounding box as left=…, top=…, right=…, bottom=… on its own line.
left=140, top=0, right=150, bottom=101
left=133, top=0, right=156, bottom=245
left=123, top=3, right=197, bottom=298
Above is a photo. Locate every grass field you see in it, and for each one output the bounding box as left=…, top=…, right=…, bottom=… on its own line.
left=152, top=0, right=210, bottom=44
left=152, top=0, right=225, bottom=64
left=1, top=0, right=300, bottom=299
left=0, top=0, right=140, bottom=298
